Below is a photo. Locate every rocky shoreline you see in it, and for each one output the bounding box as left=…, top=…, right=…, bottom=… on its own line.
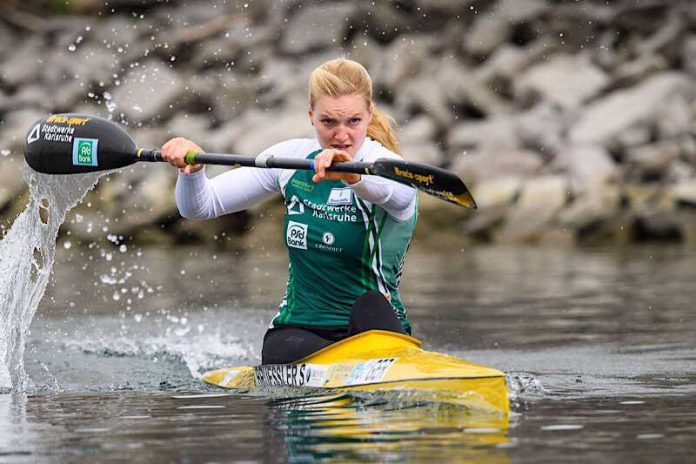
left=1, top=0, right=696, bottom=246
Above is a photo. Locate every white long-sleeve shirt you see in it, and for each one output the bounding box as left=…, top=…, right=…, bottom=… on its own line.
left=175, top=138, right=417, bottom=221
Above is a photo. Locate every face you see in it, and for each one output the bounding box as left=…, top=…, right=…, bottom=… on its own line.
left=309, top=93, right=373, bottom=157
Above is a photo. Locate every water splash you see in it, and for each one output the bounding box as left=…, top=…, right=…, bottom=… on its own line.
left=0, top=163, right=102, bottom=391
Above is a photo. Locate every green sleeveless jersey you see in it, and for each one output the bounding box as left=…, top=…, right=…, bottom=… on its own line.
left=272, top=150, right=417, bottom=331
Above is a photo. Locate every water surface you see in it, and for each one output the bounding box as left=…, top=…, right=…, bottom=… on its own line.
left=2, top=243, right=695, bottom=462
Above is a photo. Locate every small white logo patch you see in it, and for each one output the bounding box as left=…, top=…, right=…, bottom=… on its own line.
left=27, top=123, right=41, bottom=144
left=322, top=232, right=335, bottom=245
left=287, top=221, right=308, bottom=250
left=327, top=187, right=352, bottom=205
left=287, top=195, right=305, bottom=215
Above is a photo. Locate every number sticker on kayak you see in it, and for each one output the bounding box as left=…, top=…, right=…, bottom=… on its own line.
left=345, top=358, right=397, bottom=386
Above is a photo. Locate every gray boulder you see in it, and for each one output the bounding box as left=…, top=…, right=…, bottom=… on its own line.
left=559, top=184, right=621, bottom=230
left=497, top=175, right=568, bottom=243
left=110, top=59, right=186, bottom=123
left=400, top=143, right=443, bottom=166
left=0, top=109, right=45, bottom=152
left=672, top=180, right=696, bottom=208
left=163, top=113, right=212, bottom=142
left=373, top=34, right=436, bottom=90
left=451, top=148, right=544, bottom=186
left=570, top=73, right=694, bottom=149
left=472, top=176, right=522, bottom=209
left=448, top=116, right=520, bottom=152
left=399, top=115, right=437, bottom=147
left=475, top=44, right=540, bottom=83
left=555, top=145, right=619, bottom=194
left=396, top=76, right=452, bottom=127
left=0, top=37, right=44, bottom=88
left=464, top=0, right=547, bottom=56
left=229, top=108, right=315, bottom=156
left=281, top=3, right=357, bottom=54
left=515, top=53, right=610, bottom=109
left=625, top=142, right=680, bottom=180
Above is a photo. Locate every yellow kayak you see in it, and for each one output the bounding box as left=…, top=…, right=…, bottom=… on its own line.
left=202, top=330, right=509, bottom=414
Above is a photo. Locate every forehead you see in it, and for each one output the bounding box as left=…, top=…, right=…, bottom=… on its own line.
left=313, top=94, right=369, bottom=116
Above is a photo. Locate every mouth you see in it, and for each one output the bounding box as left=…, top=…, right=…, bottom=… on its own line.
left=331, top=144, right=351, bottom=150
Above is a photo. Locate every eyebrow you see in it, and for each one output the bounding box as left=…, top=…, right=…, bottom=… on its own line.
left=319, top=113, right=363, bottom=119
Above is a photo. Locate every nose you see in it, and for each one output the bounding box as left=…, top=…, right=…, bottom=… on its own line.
left=334, top=125, right=349, bottom=142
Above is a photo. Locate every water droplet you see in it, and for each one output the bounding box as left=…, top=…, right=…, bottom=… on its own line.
left=0, top=149, right=10, bottom=156
left=112, top=291, right=120, bottom=301
left=119, top=244, right=127, bottom=253
left=63, top=241, right=72, bottom=249
left=68, top=44, right=76, bottom=52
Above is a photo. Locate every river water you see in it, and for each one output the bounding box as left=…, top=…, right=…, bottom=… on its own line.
left=1, top=238, right=694, bottom=462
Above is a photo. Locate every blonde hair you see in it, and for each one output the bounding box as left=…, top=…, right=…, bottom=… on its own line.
left=308, top=58, right=401, bottom=153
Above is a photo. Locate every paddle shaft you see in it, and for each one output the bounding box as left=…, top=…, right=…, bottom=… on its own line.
left=136, top=149, right=375, bottom=175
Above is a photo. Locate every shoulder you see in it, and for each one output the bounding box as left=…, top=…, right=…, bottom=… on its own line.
left=261, top=138, right=321, bottom=159
left=359, top=138, right=402, bottom=162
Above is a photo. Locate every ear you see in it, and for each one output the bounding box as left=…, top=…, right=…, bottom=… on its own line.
left=308, top=105, right=314, bottom=126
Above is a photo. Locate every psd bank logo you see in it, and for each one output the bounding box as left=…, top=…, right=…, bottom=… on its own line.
left=287, top=221, right=308, bottom=250
left=72, top=138, right=99, bottom=166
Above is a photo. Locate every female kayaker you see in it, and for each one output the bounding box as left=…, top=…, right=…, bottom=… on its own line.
left=161, top=58, right=417, bottom=364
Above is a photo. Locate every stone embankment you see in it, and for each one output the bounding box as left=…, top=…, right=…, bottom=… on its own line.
left=1, top=0, right=696, bottom=246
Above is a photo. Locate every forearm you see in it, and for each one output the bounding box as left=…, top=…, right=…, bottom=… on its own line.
left=349, top=176, right=416, bottom=220
left=175, top=168, right=276, bottom=219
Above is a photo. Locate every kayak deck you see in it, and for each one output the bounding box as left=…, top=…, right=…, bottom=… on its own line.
left=202, top=330, right=509, bottom=414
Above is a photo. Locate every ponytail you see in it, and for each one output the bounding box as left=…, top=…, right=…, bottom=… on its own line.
left=368, top=106, right=401, bottom=154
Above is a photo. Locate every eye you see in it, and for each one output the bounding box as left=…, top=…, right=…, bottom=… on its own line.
left=350, top=118, right=362, bottom=125
left=321, top=119, right=335, bottom=126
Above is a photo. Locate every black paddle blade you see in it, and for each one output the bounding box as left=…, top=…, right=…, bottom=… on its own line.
left=371, top=158, right=477, bottom=208
left=24, top=114, right=138, bottom=174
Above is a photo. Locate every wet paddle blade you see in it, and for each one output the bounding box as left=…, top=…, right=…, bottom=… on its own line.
left=24, top=114, right=138, bottom=174
left=371, top=158, right=477, bottom=208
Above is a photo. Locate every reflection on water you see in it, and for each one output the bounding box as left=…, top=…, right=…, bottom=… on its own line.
left=267, top=393, right=510, bottom=462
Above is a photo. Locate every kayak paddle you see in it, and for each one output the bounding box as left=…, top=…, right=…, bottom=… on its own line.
left=23, top=114, right=476, bottom=208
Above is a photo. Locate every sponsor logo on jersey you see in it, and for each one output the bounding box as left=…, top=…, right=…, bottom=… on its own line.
left=322, top=232, right=335, bottom=245
left=290, top=178, right=315, bottom=193
left=287, top=195, right=305, bottom=215
left=287, top=221, right=308, bottom=249
left=327, top=187, right=353, bottom=205
left=293, top=196, right=359, bottom=222
left=72, top=138, right=99, bottom=166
